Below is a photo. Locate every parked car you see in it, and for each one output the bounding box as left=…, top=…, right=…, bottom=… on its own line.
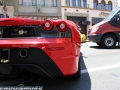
left=0, top=18, right=81, bottom=80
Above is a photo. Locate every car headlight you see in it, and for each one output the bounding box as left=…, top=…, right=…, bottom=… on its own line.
left=91, top=27, right=99, bottom=33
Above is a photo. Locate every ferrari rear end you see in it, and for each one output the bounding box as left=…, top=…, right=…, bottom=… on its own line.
left=0, top=18, right=81, bottom=80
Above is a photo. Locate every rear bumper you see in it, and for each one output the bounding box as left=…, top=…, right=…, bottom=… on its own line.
left=0, top=38, right=80, bottom=78
left=0, top=48, right=63, bottom=78
left=0, top=48, right=80, bottom=77
left=87, top=34, right=103, bottom=43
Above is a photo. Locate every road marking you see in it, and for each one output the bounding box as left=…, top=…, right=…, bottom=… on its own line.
left=81, top=63, right=120, bottom=74
left=82, top=51, right=120, bottom=56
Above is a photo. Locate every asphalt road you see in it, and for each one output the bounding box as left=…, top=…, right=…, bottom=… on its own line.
left=1, top=42, right=120, bottom=90
left=81, top=42, right=120, bottom=90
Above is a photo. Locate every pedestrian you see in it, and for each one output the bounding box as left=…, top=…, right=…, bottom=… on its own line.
left=76, top=22, right=81, bottom=31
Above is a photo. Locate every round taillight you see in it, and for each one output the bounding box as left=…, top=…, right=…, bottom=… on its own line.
left=42, top=20, right=54, bottom=31
left=57, top=21, right=68, bottom=32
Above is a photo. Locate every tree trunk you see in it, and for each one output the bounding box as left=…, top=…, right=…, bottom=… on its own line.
left=2, top=0, right=7, bottom=18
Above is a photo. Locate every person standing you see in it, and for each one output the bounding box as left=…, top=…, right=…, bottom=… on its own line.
left=76, top=22, right=81, bottom=31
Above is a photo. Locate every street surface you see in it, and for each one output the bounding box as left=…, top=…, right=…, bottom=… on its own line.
left=80, top=42, right=120, bottom=90
left=1, top=42, right=120, bottom=90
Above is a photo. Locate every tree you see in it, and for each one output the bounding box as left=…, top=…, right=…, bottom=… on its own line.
left=0, top=0, right=12, bottom=18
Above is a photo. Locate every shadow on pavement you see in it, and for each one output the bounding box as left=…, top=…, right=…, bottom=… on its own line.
left=90, top=46, right=120, bottom=49
left=79, top=52, right=91, bottom=90
left=20, top=52, right=91, bottom=90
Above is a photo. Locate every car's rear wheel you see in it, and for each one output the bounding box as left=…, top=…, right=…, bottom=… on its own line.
left=101, top=34, right=117, bottom=48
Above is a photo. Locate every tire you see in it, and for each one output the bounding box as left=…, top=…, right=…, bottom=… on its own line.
left=96, top=43, right=102, bottom=46
left=101, top=34, right=117, bottom=48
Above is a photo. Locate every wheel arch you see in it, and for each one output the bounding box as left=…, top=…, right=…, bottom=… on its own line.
left=101, top=32, right=118, bottom=42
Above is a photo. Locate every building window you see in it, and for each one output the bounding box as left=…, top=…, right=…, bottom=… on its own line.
left=23, top=0, right=32, bottom=6
left=41, top=0, right=45, bottom=6
left=72, top=0, right=76, bottom=7
left=19, top=0, right=36, bottom=6
left=108, top=1, right=112, bottom=11
left=92, top=17, right=104, bottom=25
left=18, top=0, right=32, bottom=6
left=32, top=0, right=37, bottom=6
left=18, top=0, right=57, bottom=7
left=67, top=0, right=70, bottom=6
left=66, top=0, right=70, bottom=6
left=100, top=0, right=106, bottom=10
left=77, top=0, right=81, bottom=7
left=82, top=0, right=87, bottom=8
left=52, top=0, right=57, bottom=7
left=44, top=0, right=57, bottom=7
left=93, top=0, right=98, bottom=9
left=18, top=0, right=23, bottom=5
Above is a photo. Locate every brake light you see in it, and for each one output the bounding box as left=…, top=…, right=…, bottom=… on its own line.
left=42, top=20, right=54, bottom=31
left=57, top=21, right=68, bottom=32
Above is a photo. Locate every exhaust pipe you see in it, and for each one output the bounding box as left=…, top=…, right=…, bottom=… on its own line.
left=0, top=49, right=10, bottom=63
left=19, top=49, right=28, bottom=57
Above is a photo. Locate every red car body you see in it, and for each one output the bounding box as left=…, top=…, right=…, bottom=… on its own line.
left=0, top=18, right=81, bottom=79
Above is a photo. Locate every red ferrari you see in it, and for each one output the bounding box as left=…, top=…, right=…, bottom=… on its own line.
left=0, top=18, right=81, bottom=80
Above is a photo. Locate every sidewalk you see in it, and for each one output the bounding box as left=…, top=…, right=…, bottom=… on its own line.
left=86, top=39, right=90, bottom=42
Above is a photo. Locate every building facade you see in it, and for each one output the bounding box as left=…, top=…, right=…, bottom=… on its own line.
left=13, top=0, right=61, bottom=20
left=0, top=1, right=14, bottom=18
left=116, top=0, right=120, bottom=6
left=61, top=0, right=117, bottom=35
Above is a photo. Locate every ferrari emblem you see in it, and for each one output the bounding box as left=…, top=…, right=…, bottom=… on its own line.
left=19, top=30, right=24, bottom=35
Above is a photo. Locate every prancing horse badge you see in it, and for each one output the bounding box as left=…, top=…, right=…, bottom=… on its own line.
left=19, top=30, right=24, bottom=35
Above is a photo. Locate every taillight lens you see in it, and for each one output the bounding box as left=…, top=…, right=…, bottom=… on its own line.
left=57, top=21, right=68, bottom=32
left=42, top=20, right=54, bottom=31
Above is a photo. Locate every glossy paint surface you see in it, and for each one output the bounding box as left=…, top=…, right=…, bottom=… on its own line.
left=0, top=18, right=81, bottom=76
left=88, top=21, right=120, bottom=35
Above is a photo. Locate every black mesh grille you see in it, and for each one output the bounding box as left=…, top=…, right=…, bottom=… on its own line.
left=0, top=26, right=71, bottom=38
